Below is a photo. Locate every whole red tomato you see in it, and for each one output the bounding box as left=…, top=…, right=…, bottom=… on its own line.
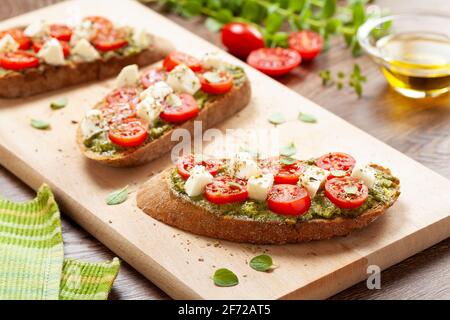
left=221, top=22, right=265, bottom=59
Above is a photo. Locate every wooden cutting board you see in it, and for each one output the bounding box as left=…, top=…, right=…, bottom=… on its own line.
left=1, top=0, right=449, bottom=300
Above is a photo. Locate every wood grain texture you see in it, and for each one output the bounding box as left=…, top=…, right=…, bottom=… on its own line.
left=0, top=0, right=449, bottom=300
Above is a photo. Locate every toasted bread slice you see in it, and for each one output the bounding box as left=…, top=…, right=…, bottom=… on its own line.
left=136, top=165, right=400, bottom=244
left=76, top=78, right=251, bottom=167
left=0, top=35, right=173, bottom=98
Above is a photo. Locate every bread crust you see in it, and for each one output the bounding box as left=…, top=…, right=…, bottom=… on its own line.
left=136, top=165, right=400, bottom=244
left=76, top=78, right=252, bottom=167
left=0, top=35, right=173, bottom=98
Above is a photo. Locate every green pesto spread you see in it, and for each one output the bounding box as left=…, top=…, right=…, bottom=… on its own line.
left=84, top=65, right=246, bottom=156
left=168, top=166, right=399, bottom=223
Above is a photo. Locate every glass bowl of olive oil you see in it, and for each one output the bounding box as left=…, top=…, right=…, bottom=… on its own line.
left=358, top=13, right=450, bottom=98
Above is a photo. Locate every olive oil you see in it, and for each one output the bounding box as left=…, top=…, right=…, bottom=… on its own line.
left=376, top=32, right=450, bottom=98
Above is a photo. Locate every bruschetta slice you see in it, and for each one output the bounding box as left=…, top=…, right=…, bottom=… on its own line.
left=137, top=152, right=400, bottom=244
left=0, top=16, right=173, bottom=98
left=77, top=52, right=251, bottom=167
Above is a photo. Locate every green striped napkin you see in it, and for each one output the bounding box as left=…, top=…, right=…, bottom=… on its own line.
left=0, top=184, right=120, bottom=300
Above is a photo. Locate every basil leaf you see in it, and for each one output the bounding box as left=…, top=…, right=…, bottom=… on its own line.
left=268, top=112, right=286, bottom=125
left=322, top=0, right=336, bottom=18
left=214, top=8, right=233, bottom=23
left=50, top=97, right=68, bottom=110
left=205, top=17, right=223, bottom=32
left=280, top=156, right=296, bottom=165
left=298, top=112, right=317, bottom=123
left=106, top=186, right=129, bottom=206
left=265, top=12, right=284, bottom=34
left=344, top=185, right=358, bottom=195
left=179, top=0, right=202, bottom=18
left=31, top=119, right=50, bottom=130
left=213, top=268, right=239, bottom=287
left=250, top=254, right=274, bottom=272
left=280, top=142, right=297, bottom=157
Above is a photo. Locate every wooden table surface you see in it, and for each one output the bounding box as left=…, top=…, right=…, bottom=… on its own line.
left=1, top=0, right=449, bottom=300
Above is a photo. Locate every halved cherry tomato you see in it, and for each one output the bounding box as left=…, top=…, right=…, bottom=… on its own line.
left=141, top=67, right=167, bottom=89
left=288, top=30, right=323, bottom=61
left=199, top=71, right=233, bottom=95
left=205, top=176, right=248, bottom=204
left=101, top=102, right=136, bottom=124
left=32, top=39, right=71, bottom=57
left=325, top=177, right=368, bottom=209
left=92, top=30, right=128, bottom=52
left=49, top=24, right=73, bottom=42
left=247, top=48, right=301, bottom=77
left=108, top=118, right=148, bottom=148
left=0, top=51, right=39, bottom=71
left=0, top=28, right=31, bottom=50
left=83, top=16, right=114, bottom=31
left=176, top=154, right=221, bottom=180
left=105, top=87, right=139, bottom=106
left=221, top=22, right=265, bottom=59
left=258, top=157, right=304, bottom=185
left=162, top=51, right=202, bottom=72
left=159, top=93, right=199, bottom=123
left=267, top=184, right=311, bottom=216
left=316, top=152, right=356, bottom=179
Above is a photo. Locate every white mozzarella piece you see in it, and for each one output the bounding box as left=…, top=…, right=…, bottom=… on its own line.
left=352, top=164, right=377, bottom=188
left=116, top=64, right=140, bottom=88
left=248, top=173, right=274, bottom=201
left=37, top=38, right=65, bottom=66
left=166, top=64, right=201, bottom=95
left=136, top=96, right=162, bottom=124
left=184, top=165, right=214, bottom=197
left=0, top=34, right=20, bottom=53
left=70, top=20, right=94, bottom=45
left=81, top=109, right=106, bottom=139
left=140, top=81, right=173, bottom=101
left=24, top=20, right=48, bottom=37
left=132, top=28, right=151, bottom=49
left=299, top=165, right=329, bottom=199
left=72, top=39, right=100, bottom=62
left=201, top=52, right=228, bottom=70
left=228, top=152, right=260, bottom=179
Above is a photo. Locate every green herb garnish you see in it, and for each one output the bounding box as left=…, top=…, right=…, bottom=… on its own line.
left=319, top=64, right=367, bottom=98
left=106, top=186, right=129, bottom=206
left=31, top=119, right=50, bottom=130
left=344, top=185, right=358, bottom=195
left=213, top=268, right=239, bottom=287
left=298, top=112, right=317, bottom=123
left=280, top=156, right=297, bottom=165
left=268, top=112, right=286, bottom=125
left=50, top=97, right=68, bottom=110
left=249, top=254, right=275, bottom=272
left=280, top=142, right=297, bottom=157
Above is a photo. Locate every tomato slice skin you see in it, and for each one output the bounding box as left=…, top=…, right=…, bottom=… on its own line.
left=200, top=71, right=233, bottom=95
left=159, top=93, right=199, bottom=123
left=268, top=184, right=311, bottom=216
left=0, top=51, right=39, bottom=71
left=141, top=67, right=167, bottom=89
left=108, top=118, right=148, bottom=148
left=32, top=39, right=71, bottom=57
left=205, top=176, right=248, bottom=204
left=92, top=30, right=128, bottom=52
left=247, top=48, right=301, bottom=77
left=162, top=51, right=202, bottom=72
left=0, top=29, right=31, bottom=50
left=49, top=24, right=73, bottom=42
left=316, top=152, right=356, bottom=179
left=101, top=102, right=136, bottom=124
left=325, top=177, right=369, bottom=209
left=105, top=87, right=139, bottom=106
left=83, top=16, right=114, bottom=31
left=288, top=31, right=323, bottom=61
left=221, top=22, right=265, bottom=59
left=176, top=155, right=221, bottom=180
left=275, top=160, right=304, bottom=185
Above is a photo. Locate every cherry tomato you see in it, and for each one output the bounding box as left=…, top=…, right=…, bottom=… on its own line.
left=141, top=67, right=167, bottom=89
left=0, top=51, right=39, bottom=71
left=247, top=48, right=301, bottom=77
left=92, top=30, right=128, bottom=52
left=199, top=71, right=233, bottom=95
left=275, top=160, right=304, bottom=185
left=105, top=87, right=139, bottom=106
left=0, top=28, right=31, bottom=50
left=159, top=93, right=199, bottom=123
left=162, top=51, right=202, bottom=72
left=325, top=177, right=369, bottom=209
left=108, top=118, right=148, bottom=148
left=32, top=39, right=71, bottom=57
left=49, top=24, right=73, bottom=42
left=316, top=152, right=356, bottom=179
left=176, top=155, right=221, bottom=180
left=83, top=16, right=114, bottom=31
left=267, top=184, right=311, bottom=216
left=205, top=176, right=248, bottom=204
left=221, top=22, right=265, bottom=59
left=288, top=31, right=323, bottom=61
left=101, top=102, right=136, bottom=124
